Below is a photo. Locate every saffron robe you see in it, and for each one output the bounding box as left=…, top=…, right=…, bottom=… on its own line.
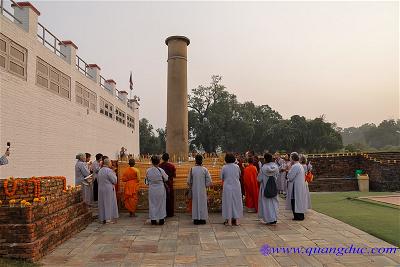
left=286, top=162, right=307, bottom=213
left=258, top=162, right=279, bottom=223
left=146, top=166, right=168, bottom=220
left=98, top=166, right=119, bottom=221
left=159, top=162, right=176, bottom=217
left=187, top=165, right=212, bottom=220
left=243, top=163, right=259, bottom=211
left=302, top=164, right=312, bottom=210
left=122, top=167, right=140, bottom=213
left=220, top=163, right=243, bottom=220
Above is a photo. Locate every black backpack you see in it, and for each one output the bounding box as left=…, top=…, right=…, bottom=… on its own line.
left=264, top=175, right=278, bottom=198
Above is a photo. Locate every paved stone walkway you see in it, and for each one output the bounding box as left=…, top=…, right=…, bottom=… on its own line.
left=41, top=199, right=399, bottom=267
left=364, top=195, right=400, bottom=206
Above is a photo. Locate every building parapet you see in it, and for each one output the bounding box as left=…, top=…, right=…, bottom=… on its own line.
left=1, top=1, right=139, bottom=111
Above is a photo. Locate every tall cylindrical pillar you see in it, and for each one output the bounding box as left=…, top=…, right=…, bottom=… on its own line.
left=165, top=36, right=190, bottom=161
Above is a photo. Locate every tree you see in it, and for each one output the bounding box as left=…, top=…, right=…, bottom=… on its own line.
left=188, top=75, right=343, bottom=153
left=139, top=118, right=161, bottom=154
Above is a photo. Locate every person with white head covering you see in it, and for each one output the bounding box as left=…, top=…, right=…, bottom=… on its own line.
left=258, top=153, right=280, bottom=224
left=286, top=152, right=307, bottom=220
left=97, top=157, right=119, bottom=223
left=75, top=153, right=92, bottom=204
left=300, top=154, right=312, bottom=210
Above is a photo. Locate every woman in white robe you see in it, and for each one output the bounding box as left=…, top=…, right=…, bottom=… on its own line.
left=258, top=153, right=279, bottom=224
left=97, top=158, right=119, bottom=223
left=221, top=153, right=243, bottom=226
left=274, top=153, right=287, bottom=194
left=286, top=152, right=307, bottom=221
left=75, top=153, right=92, bottom=205
left=145, top=155, right=168, bottom=225
left=188, top=155, right=212, bottom=224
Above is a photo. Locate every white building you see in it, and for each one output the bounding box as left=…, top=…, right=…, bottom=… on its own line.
left=0, top=2, right=140, bottom=185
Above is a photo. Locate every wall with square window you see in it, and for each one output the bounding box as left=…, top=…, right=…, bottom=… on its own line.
left=36, top=57, right=71, bottom=99
left=116, top=108, right=126, bottom=125
left=76, top=82, right=96, bottom=111
left=0, top=33, right=27, bottom=79
left=0, top=16, right=140, bottom=185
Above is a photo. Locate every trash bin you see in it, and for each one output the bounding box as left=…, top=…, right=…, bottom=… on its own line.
left=357, top=174, right=369, bottom=192
left=355, top=169, right=363, bottom=176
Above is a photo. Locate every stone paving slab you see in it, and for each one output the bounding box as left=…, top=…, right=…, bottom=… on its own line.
left=40, top=199, right=400, bottom=267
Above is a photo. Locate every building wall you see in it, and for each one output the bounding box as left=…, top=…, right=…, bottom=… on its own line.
left=0, top=15, right=139, bottom=185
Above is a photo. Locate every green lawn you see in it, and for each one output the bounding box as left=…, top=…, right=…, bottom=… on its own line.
left=311, top=192, right=400, bottom=247
left=0, top=258, right=39, bottom=267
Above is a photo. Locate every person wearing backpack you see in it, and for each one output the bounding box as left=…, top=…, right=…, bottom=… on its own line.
left=257, top=153, right=279, bottom=225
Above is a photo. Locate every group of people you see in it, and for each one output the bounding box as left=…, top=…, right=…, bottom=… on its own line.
left=75, top=149, right=313, bottom=226
left=75, top=153, right=119, bottom=224
left=240, top=151, right=313, bottom=223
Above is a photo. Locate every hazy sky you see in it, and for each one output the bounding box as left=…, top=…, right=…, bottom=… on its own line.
left=30, top=1, right=399, bottom=129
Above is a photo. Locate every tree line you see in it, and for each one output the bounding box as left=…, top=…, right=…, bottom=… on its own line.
left=140, top=75, right=398, bottom=154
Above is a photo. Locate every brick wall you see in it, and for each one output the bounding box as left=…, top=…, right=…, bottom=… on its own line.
left=309, top=154, right=400, bottom=191
left=0, top=190, right=91, bottom=261
left=0, top=177, right=65, bottom=202
left=0, top=13, right=140, bottom=186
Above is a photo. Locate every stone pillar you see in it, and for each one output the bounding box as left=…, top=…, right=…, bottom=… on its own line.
left=87, top=64, right=101, bottom=83
left=12, top=2, right=40, bottom=37
left=105, top=79, right=116, bottom=96
left=59, top=40, right=78, bottom=65
left=165, top=36, right=190, bottom=161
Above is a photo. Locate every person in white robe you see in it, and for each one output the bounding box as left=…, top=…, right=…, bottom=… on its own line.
left=286, top=152, right=307, bottom=221
left=145, top=155, right=168, bottom=225
left=75, top=153, right=92, bottom=205
left=187, top=154, right=212, bottom=225
left=258, top=153, right=279, bottom=224
left=300, top=154, right=312, bottom=210
left=97, top=157, right=119, bottom=223
left=221, top=153, right=243, bottom=226
left=274, top=153, right=287, bottom=195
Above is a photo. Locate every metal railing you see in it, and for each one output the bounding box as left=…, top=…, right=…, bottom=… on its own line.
left=99, top=75, right=108, bottom=90
left=76, top=55, right=93, bottom=79
left=37, top=22, right=66, bottom=58
left=0, top=0, right=22, bottom=24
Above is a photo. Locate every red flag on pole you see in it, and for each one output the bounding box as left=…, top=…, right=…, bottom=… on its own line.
left=129, top=71, right=133, bottom=90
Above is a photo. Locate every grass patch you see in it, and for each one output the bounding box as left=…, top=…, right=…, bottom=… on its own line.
left=311, top=192, right=400, bottom=247
left=0, top=258, right=39, bottom=267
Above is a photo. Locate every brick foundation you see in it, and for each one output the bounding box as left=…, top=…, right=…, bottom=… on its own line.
left=0, top=178, right=92, bottom=262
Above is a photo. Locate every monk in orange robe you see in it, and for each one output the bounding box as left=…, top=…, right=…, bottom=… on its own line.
left=122, top=159, right=140, bottom=217
left=243, top=157, right=259, bottom=212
